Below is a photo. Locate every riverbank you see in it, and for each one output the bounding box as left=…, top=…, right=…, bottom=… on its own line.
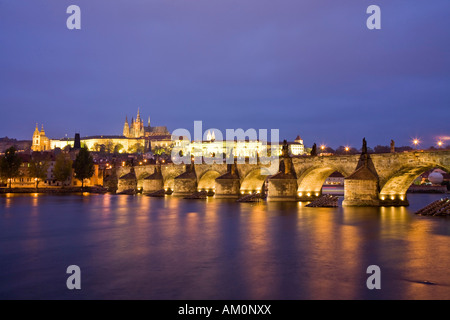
left=0, top=186, right=108, bottom=194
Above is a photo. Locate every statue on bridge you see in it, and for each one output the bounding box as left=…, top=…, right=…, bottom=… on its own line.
left=311, top=143, right=317, bottom=156
left=282, top=140, right=289, bottom=158
left=362, top=138, right=368, bottom=154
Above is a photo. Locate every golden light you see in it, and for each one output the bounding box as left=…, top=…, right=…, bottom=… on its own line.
left=320, top=145, right=325, bottom=150
left=437, top=141, right=443, bottom=147
left=413, top=139, right=419, bottom=146
left=139, top=162, right=143, bottom=165
left=122, top=161, right=125, bottom=166
left=345, top=146, right=349, bottom=152
left=307, top=192, right=311, bottom=197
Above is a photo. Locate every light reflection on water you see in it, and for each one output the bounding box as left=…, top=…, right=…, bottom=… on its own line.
left=0, top=193, right=449, bottom=300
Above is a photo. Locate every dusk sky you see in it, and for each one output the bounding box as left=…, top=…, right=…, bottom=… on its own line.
left=0, top=1, right=449, bottom=149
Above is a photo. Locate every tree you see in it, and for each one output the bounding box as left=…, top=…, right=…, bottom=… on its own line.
left=73, top=147, right=95, bottom=188
left=93, top=143, right=100, bottom=152
left=105, top=140, right=114, bottom=153
left=310, top=143, right=317, bottom=156
left=0, top=146, right=22, bottom=189
left=322, top=146, right=335, bottom=154
left=54, top=153, right=73, bottom=187
left=28, top=158, right=49, bottom=190
left=335, top=146, right=359, bottom=155
left=113, top=143, right=124, bottom=154
left=374, top=145, right=390, bottom=153
left=129, top=143, right=145, bottom=154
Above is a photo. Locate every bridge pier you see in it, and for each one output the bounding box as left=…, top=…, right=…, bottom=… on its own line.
left=142, top=167, right=164, bottom=194
left=117, top=168, right=137, bottom=194
left=267, top=177, right=298, bottom=201
left=215, top=178, right=241, bottom=198
left=214, top=163, right=241, bottom=198
left=267, top=145, right=298, bottom=201
left=173, top=164, right=198, bottom=197
left=342, top=178, right=380, bottom=206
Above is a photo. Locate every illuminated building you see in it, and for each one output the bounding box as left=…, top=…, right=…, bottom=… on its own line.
left=123, top=108, right=170, bottom=138
left=35, top=109, right=172, bottom=153
left=173, top=134, right=306, bottom=158
left=31, top=124, right=51, bottom=151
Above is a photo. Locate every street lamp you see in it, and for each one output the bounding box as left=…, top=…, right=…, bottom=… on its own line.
left=437, top=141, right=443, bottom=148
left=345, top=146, right=350, bottom=152
left=413, top=139, right=420, bottom=150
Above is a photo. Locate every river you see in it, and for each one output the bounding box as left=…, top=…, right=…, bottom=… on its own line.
left=0, top=193, right=449, bottom=300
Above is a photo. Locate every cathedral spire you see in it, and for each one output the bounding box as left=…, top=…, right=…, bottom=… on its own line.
left=148, top=116, right=151, bottom=128
left=123, top=115, right=130, bottom=137
left=136, top=108, right=141, bottom=122
left=33, top=123, right=39, bottom=136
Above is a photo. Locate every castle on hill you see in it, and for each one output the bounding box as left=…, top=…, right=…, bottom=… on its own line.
left=123, top=108, right=170, bottom=138
left=32, top=109, right=172, bottom=152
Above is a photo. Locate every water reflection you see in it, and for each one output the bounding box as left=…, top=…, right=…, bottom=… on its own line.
left=0, top=193, right=449, bottom=299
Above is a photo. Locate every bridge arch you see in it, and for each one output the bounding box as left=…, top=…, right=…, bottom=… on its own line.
left=296, top=166, right=351, bottom=198
left=197, top=170, right=221, bottom=192
left=240, top=167, right=272, bottom=194
left=380, top=164, right=450, bottom=200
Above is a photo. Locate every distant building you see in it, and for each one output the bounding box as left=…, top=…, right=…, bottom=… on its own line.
left=123, top=108, right=170, bottom=138
left=0, top=137, right=31, bottom=154
left=31, top=124, right=51, bottom=152
left=172, top=134, right=306, bottom=158
left=288, top=136, right=305, bottom=156
left=34, top=109, right=172, bottom=154
left=324, top=171, right=345, bottom=185
left=9, top=151, right=103, bottom=188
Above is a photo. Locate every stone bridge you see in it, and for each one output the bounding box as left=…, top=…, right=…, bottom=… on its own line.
left=114, top=150, right=450, bottom=206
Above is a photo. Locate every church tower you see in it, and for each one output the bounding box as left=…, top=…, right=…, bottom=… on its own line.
left=32, top=123, right=50, bottom=151
left=123, top=116, right=130, bottom=137
left=32, top=123, right=41, bottom=151
left=136, top=108, right=144, bottom=137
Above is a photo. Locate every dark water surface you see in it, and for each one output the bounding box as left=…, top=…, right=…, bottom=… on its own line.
left=0, top=193, right=449, bottom=300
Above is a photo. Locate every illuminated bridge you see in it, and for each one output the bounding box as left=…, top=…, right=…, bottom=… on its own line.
left=114, top=149, right=450, bottom=207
